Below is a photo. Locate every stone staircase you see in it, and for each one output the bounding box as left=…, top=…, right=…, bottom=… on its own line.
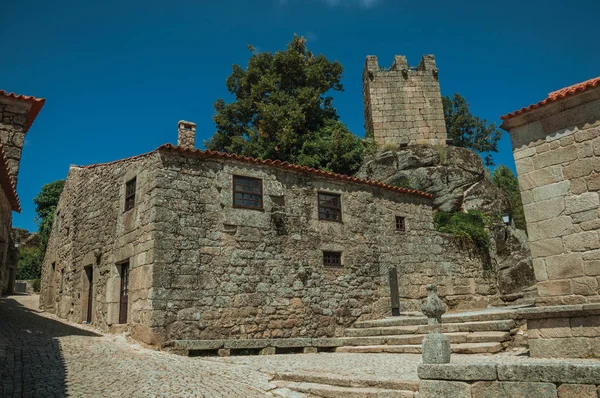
left=270, top=373, right=418, bottom=397
left=335, top=307, right=521, bottom=355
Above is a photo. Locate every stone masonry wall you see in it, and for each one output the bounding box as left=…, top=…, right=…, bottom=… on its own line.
left=508, top=95, right=600, bottom=306
left=363, top=55, right=447, bottom=148
left=0, top=187, right=12, bottom=295
left=39, top=153, right=160, bottom=344
left=149, top=150, right=498, bottom=343
left=0, top=98, right=30, bottom=182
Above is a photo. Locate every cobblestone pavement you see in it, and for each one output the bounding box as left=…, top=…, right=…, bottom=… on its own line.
left=0, top=295, right=273, bottom=397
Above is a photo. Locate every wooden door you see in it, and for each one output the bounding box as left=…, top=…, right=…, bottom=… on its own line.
left=85, top=266, right=93, bottom=323
left=119, top=263, right=129, bottom=324
left=388, top=267, right=400, bottom=316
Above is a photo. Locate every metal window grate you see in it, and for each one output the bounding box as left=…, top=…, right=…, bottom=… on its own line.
left=233, top=175, right=263, bottom=209
left=318, top=193, right=342, bottom=221
left=396, top=216, right=406, bottom=232
left=323, top=251, right=342, bottom=267
left=125, top=178, right=136, bottom=212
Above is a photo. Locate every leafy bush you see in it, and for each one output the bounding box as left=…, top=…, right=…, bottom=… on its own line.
left=32, top=279, right=41, bottom=293
left=434, top=210, right=490, bottom=250
left=492, top=165, right=526, bottom=230
left=16, top=247, right=42, bottom=280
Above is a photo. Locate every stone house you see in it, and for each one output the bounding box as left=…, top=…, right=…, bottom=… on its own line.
left=0, top=90, right=45, bottom=295
left=40, top=121, right=500, bottom=345
left=501, top=76, right=600, bottom=359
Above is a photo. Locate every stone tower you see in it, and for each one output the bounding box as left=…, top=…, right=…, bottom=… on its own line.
left=362, top=54, right=447, bottom=147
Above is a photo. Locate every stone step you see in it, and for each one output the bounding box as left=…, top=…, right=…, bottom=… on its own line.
left=345, top=319, right=515, bottom=336
left=353, top=309, right=518, bottom=329
left=335, top=342, right=503, bottom=355
left=273, top=372, right=418, bottom=392
left=340, top=331, right=509, bottom=346
left=271, top=381, right=415, bottom=398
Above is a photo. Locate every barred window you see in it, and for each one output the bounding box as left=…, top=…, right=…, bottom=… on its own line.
left=323, top=251, right=342, bottom=268
left=125, top=178, right=136, bottom=212
left=396, top=216, right=406, bottom=232
left=318, top=193, right=341, bottom=221
left=233, top=175, right=263, bottom=209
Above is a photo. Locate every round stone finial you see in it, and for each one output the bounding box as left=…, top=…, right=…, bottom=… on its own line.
left=421, top=284, right=447, bottom=326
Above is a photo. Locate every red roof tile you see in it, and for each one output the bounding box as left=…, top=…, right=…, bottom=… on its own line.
left=157, top=144, right=434, bottom=199
left=0, top=90, right=45, bottom=133
left=0, top=145, right=21, bottom=212
left=501, top=76, right=600, bottom=121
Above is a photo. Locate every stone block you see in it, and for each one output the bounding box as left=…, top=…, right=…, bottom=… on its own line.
left=563, top=159, right=593, bottom=179
left=584, top=260, right=600, bottom=276
left=260, top=346, right=276, bottom=355
left=515, top=158, right=535, bottom=174
left=303, top=347, right=318, bottom=354
left=565, top=192, right=600, bottom=215
left=537, top=279, right=573, bottom=297
left=533, top=259, right=548, bottom=281
left=418, top=363, right=497, bottom=381
left=563, top=231, right=600, bottom=252
left=217, top=348, right=230, bottom=357
left=419, top=380, right=471, bottom=398
left=572, top=277, right=599, bottom=296
left=525, top=198, right=565, bottom=222
left=533, top=145, right=578, bottom=169
left=520, top=166, right=564, bottom=191
left=545, top=254, right=584, bottom=279
left=570, top=177, right=588, bottom=195
left=586, top=173, right=600, bottom=191
left=570, top=315, right=600, bottom=337
left=532, top=181, right=570, bottom=202
left=497, top=362, right=600, bottom=384
left=528, top=216, right=573, bottom=241
left=528, top=317, right=572, bottom=339
left=421, top=332, right=451, bottom=364
left=557, top=384, right=597, bottom=398
left=529, top=337, right=591, bottom=358
left=471, top=381, right=557, bottom=398
left=530, top=239, right=564, bottom=259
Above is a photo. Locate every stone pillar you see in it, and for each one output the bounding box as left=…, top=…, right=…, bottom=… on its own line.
left=177, top=120, right=196, bottom=150
left=421, top=284, right=451, bottom=364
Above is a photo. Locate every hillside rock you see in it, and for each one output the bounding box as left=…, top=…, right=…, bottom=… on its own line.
left=357, top=146, right=510, bottom=214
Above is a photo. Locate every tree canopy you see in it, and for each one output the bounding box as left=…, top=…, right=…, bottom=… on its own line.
left=443, top=93, right=502, bottom=166
left=16, top=247, right=42, bottom=280
left=206, top=34, right=368, bottom=176
left=34, top=179, right=65, bottom=251
left=492, top=165, right=526, bottom=230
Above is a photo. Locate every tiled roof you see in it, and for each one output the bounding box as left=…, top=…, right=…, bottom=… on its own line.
left=0, top=145, right=20, bottom=212
left=501, top=76, right=600, bottom=121
left=157, top=144, right=434, bottom=199
left=0, top=90, right=45, bottom=133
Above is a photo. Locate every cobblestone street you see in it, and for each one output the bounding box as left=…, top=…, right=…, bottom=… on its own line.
left=0, top=295, right=273, bottom=397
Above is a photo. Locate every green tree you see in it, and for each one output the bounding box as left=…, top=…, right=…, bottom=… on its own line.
left=16, top=247, right=42, bottom=280
left=34, top=179, right=65, bottom=251
left=492, top=165, right=526, bottom=230
left=443, top=93, right=502, bottom=166
left=206, top=34, right=367, bottom=175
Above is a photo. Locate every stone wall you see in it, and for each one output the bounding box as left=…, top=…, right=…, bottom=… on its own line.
left=362, top=55, right=447, bottom=148
left=39, top=152, right=160, bottom=343
left=418, top=362, right=600, bottom=398
left=505, top=89, right=600, bottom=305
left=150, top=149, right=499, bottom=343
left=0, top=187, right=12, bottom=295
left=0, top=98, right=30, bottom=182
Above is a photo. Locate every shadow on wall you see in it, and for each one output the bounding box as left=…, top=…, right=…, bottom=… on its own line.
left=0, top=296, right=101, bottom=397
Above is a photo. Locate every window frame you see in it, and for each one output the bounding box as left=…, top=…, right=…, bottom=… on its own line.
left=318, top=192, right=342, bottom=222
left=232, top=175, right=263, bottom=210
left=323, top=251, right=343, bottom=268
left=124, top=178, right=137, bottom=212
left=395, top=216, right=406, bottom=232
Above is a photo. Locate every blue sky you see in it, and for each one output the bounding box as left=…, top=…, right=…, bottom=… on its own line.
left=2, top=0, right=598, bottom=231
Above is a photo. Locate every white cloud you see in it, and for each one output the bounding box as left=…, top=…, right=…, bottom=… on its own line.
left=304, top=31, right=318, bottom=41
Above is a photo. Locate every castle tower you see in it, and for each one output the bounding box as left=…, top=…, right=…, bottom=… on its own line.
left=362, top=54, right=447, bottom=148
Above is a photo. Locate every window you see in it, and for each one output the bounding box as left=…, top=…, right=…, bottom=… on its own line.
left=396, top=216, right=406, bottom=232
left=318, top=193, right=342, bottom=221
left=323, top=251, right=342, bottom=268
left=125, top=178, right=136, bottom=212
left=233, top=175, right=263, bottom=209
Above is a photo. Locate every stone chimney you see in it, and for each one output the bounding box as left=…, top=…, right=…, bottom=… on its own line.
left=177, top=120, right=196, bottom=149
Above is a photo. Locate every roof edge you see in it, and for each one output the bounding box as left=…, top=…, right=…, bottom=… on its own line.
left=0, top=145, right=21, bottom=212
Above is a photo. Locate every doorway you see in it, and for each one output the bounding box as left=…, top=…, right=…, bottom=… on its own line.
left=118, top=261, right=129, bottom=324
left=84, top=265, right=93, bottom=323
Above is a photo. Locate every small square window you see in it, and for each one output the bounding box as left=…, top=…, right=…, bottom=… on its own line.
left=318, top=193, right=342, bottom=222
left=233, top=175, right=263, bottom=209
left=323, top=251, right=342, bottom=267
left=396, top=216, right=406, bottom=232
left=125, top=178, right=136, bottom=212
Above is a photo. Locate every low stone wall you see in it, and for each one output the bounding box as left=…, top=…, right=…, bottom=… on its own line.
left=418, top=362, right=600, bottom=397
left=519, top=304, right=600, bottom=359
